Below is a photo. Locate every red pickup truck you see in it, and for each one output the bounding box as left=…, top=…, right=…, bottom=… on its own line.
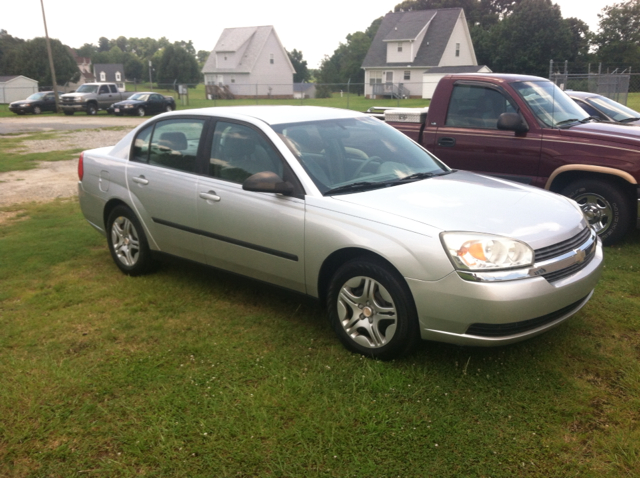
left=380, top=73, right=640, bottom=246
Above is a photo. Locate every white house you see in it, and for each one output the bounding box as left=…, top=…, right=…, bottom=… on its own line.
left=0, top=75, right=38, bottom=103
left=202, top=25, right=295, bottom=98
left=362, top=8, right=489, bottom=99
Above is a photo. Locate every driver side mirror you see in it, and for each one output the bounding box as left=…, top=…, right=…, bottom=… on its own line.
left=243, top=171, right=294, bottom=195
left=497, top=112, right=529, bottom=134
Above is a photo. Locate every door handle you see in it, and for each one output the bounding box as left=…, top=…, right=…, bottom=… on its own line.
left=132, top=176, right=149, bottom=185
left=438, top=137, right=456, bottom=147
left=199, top=191, right=221, bottom=202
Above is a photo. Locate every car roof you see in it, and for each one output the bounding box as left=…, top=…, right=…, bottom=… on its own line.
left=565, top=91, right=598, bottom=99
left=167, top=105, right=366, bottom=125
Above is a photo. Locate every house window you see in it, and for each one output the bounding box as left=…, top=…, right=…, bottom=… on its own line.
left=270, top=54, right=274, bottom=64
left=456, top=43, right=460, bottom=57
left=404, top=71, right=411, bottom=80
left=369, top=71, right=382, bottom=85
left=115, top=71, right=121, bottom=81
left=397, top=43, right=403, bottom=52
left=100, top=71, right=106, bottom=81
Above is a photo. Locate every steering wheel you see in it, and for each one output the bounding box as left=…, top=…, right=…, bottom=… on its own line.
left=353, top=156, right=383, bottom=178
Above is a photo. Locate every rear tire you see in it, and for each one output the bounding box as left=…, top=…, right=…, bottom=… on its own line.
left=106, top=206, right=154, bottom=276
left=561, top=179, right=631, bottom=246
left=327, top=258, right=420, bottom=360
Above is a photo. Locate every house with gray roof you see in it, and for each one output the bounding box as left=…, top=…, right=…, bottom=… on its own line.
left=362, top=8, right=490, bottom=99
left=93, top=63, right=125, bottom=91
left=202, top=25, right=295, bottom=98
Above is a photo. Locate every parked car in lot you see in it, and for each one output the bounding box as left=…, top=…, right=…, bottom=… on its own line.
left=112, top=92, right=176, bottom=116
left=9, top=91, right=59, bottom=115
left=567, top=91, right=640, bottom=125
left=379, top=74, right=640, bottom=246
left=60, top=83, right=134, bottom=115
left=77, top=106, right=602, bottom=359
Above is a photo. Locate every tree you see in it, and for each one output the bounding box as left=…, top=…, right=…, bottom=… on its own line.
left=564, top=17, right=592, bottom=64
left=98, top=36, right=111, bottom=52
left=8, top=37, right=79, bottom=86
left=316, top=17, right=382, bottom=93
left=394, top=0, right=523, bottom=29
left=287, top=49, right=310, bottom=83
left=593, top=0, right=640, bottom=69
left=197, top=50, right=210, bottom=64
left=156, top=44, right=201, bottom=85
left=479, top=0, right=572, bottom=76
left=75, top=42, right=96, bottom=58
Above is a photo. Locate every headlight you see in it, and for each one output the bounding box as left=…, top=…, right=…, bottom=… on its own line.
left=76, top=97, right=84, bottom=102
left=124, top=104, right=133, bottom=108
left=440, top=232, right=533, bottom=271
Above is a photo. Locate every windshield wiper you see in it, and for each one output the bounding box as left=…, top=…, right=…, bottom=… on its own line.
left=398, top=169, right=457, bottom=182
left=619, top=117, right=640, bottom=123
left=325, top=181, right=386, bottom=196
left=580, top=116, right=601, bottom=123
left=555, top=118, right=581, bottom=128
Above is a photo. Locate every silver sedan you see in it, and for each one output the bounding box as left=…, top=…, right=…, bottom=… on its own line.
left=77, top=106, right=603, bottom=359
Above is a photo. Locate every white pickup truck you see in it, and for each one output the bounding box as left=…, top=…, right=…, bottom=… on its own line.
left=60, top=83, right=135, bottom=115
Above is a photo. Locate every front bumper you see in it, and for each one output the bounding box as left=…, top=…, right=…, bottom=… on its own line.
left=407, top=238, right=603, bottom=346
left=61, top=103, right=88, bottom=112
left=9, top=105, right=33, bottom=114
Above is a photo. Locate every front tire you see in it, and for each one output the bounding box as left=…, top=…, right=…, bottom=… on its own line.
left=106, top=206, right=154, bottom=276
left=86, top=103, right=98, bottom=115
left=137, top=107, right=146, bottom=117
left=327, top=258, right=420, bottom=360
left=165, top=104, right=174, bottom=112
left=33, top=106, right=42, bottom=115
left=561, top=179, right=631, bottom=246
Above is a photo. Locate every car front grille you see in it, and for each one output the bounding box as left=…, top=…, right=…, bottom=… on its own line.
left=465, top=295, right=589, bottom=337
left=533, top=227, right=597, bottom=283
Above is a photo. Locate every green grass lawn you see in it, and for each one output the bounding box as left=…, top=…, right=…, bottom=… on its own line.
left=0, top=199, right=639, bottom=477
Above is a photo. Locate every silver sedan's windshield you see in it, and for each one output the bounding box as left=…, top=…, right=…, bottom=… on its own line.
left=512, top=81, right=589, bottom=127
left=273, top=116, right=450, bottom=194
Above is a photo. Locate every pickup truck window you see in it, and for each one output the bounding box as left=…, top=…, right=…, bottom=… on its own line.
left=511, top=81, right=588, bottom=128
left=109, top=85, right=118, bottom=93
left=445, top=84, right=516, bottom=129
left=76, top=84, right=98, bottom=93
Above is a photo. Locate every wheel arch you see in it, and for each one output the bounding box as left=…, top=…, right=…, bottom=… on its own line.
left=317, top=247, right=409, bottom=305
left=546, top=165, right=637, bottom=194
left=103, top=198, right=132, bottom=230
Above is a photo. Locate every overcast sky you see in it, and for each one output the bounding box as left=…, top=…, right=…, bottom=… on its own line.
left=2, top=0, right=617, bottom=69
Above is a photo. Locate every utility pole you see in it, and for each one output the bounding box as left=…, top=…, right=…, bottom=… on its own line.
left=40, top=0, right=60, bottom=112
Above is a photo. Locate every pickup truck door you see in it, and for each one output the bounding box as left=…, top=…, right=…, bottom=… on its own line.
left=431, top=82, right=542, bottom=185
left=97, top=84, right=114, bottom=109
left=195, top=120, right=306, bottom=293
left=125, top=117, right=208, bottom=263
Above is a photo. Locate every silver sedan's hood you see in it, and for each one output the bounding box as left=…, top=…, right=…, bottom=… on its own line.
left=332, top=171, right=586, bottom=248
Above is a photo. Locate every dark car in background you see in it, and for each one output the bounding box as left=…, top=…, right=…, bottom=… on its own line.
left=567, top=91, right=640, bottom=125
left=112, top=92, right=176, bottom=117
left=9, top=91, right=59, bottom=115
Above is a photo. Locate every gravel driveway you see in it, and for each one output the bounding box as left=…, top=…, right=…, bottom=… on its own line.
left=0, top=116, right=146, bottom=210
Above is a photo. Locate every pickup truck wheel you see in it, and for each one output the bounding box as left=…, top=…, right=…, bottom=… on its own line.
left=561, top=179, right=631, bottom=246
left=327, top=258, right=420, bottom=360
left=106, top=206, right=154, bottom=276
left=137, top=107, right=146, bottom=117
left=86, top=104, right=98, bottom=115
left=63, top=110, right=74, bottom=116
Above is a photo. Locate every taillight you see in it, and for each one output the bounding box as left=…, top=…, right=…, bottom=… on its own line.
left=78, top=152, right=84, bottom=180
